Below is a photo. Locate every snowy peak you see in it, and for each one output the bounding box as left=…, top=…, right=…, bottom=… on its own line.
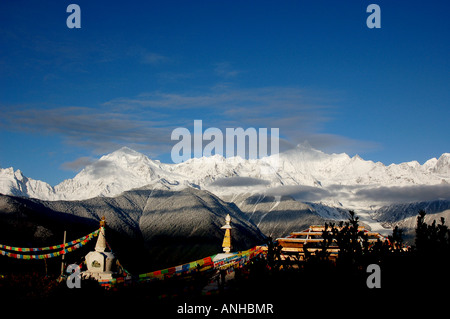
left=87, top=147, right=162, bottom=179
left=0, top=167, right=24, bottom=196
left=102, top=147, right=157, bottom=166
left=0, top=167, right=55, bottom=200
left=434, top=153, right=450, bottom=175
left=54, top=148, right=181, bottom=200
left=283, top=143, right=334, bottom=161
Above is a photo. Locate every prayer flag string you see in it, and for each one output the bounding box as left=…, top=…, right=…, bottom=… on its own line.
left=0, top=229, right=100, bottom=259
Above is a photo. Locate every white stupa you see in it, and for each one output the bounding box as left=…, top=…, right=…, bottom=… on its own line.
left=81, top=217, right=117, bottom=281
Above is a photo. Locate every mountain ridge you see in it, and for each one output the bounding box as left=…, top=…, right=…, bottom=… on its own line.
left=1, top=146, right=449, bottom=211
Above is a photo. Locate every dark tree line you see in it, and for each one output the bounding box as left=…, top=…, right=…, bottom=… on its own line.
left=232, top=210, right=450, bottom=310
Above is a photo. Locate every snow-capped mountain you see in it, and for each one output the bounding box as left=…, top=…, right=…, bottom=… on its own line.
left=1, top=145, right=449, bottom=209
left=54, top=147, right=188, bottom=200
left=371, top=199, right=450, bottom=227
left=0, top=167, right=55, bottom=200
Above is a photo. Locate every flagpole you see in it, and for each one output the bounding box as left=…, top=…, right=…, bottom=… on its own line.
left=60, top=230, right=66, bottom=276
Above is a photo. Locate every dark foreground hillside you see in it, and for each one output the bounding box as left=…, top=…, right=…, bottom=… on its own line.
left=0, top=187, right=265, bottom=274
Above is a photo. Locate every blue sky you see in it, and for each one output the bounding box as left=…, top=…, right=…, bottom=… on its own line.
left=0, top=0, right=449, bottom=185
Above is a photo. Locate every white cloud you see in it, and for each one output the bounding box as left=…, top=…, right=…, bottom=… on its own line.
left=141, top=52, right=169, bottom=65
left=0, top=86, right=379, bottom=161
left=60, top=156, right=95, bottom=171
left=355, top=184, right=450, bottom=204
left=214, top=62, right=240, bottom=78
left=210, top=177, right=270, bottom=187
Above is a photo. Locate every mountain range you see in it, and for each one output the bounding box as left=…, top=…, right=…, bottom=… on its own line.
left=1, top=145, right=450, bottom=268
left=2, top=145, right=449, bottom=204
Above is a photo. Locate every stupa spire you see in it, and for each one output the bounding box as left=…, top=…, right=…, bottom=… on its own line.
left=221, top=214, right=232, bottom=253
left=95, top=216, right=107, bottom=252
